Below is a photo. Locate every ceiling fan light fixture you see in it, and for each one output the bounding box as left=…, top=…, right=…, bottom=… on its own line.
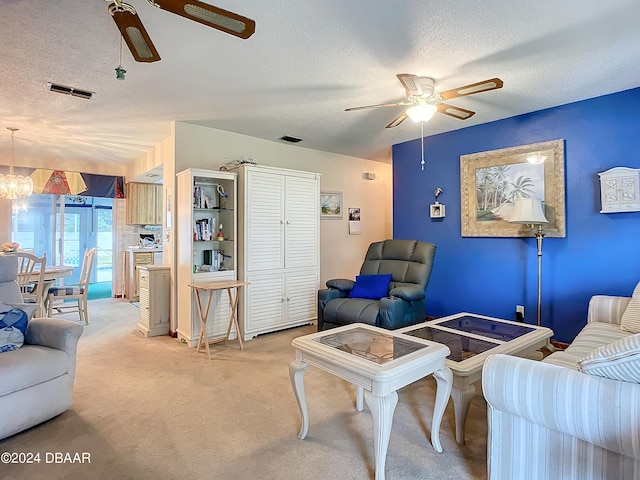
left=148, top=0, right=255, bottom=39
left=406, top=104, right=437, bottom=123
left=184, top=4, right=245, bottom=33
left=125, top=27, right=155, bottom=59
left=109, top=3, right=161, bottom=63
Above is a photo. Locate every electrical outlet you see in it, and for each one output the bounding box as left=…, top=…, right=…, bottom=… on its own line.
left=516, top=305, right=525, bottom=316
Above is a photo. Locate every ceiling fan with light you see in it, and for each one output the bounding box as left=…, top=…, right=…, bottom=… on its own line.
left=107, top=0, right=256, bottom=63
left=345, top=74, right=504, bottom=128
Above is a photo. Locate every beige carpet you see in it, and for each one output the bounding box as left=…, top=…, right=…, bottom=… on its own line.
left=0, top=298, right=488, bottom=480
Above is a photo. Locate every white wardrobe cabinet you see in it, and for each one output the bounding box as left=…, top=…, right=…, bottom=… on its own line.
left=238, top=165, right=320, bottom=341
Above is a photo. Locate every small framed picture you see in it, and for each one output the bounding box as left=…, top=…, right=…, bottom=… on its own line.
left=320, top=191, right=343, bottom=219
left=430, top=203, right=445, bottom=218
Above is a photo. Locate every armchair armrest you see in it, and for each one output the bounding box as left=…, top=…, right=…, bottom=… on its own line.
left=25, top=317, right=84, bottom=378
left=587, top=295, right=631, bottom=326
left=325, top=278, right=355, bottom=292
left=483, top=354, right=640, bottom=459
left=26, top=317, right=83, bottom=351
left=388, top=284, right=425, bottom=302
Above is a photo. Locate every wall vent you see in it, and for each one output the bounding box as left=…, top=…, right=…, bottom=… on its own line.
left=47, top=82, right=94, bottom=100
left=279, top=135, right=302, bottom=143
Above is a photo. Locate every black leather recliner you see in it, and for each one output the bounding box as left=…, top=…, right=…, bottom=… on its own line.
left=317, top=239, right=436, bottom=331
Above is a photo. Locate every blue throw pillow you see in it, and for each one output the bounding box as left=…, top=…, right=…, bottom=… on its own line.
left=348, top=274, right=392, bottom=300
left=0, top=302, right=37, bottom=353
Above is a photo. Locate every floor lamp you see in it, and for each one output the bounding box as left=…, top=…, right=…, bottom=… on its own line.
left=509, top=198, right=548, bottom=326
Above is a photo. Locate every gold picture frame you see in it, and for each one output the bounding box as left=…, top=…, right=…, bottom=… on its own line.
left=460, top=139, right=566, bottom=237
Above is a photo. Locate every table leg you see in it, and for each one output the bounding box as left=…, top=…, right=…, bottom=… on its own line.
left=451, top=383, right=476, bottom=445
left=224, top=287, right=244, bottom=350
left=193, top=289, right=214, bottom=360
left=431, top=366, right=453, bottom=452
left=289, top=359, right=309, bottom=439
left=364, top=390, right=398, bottom=480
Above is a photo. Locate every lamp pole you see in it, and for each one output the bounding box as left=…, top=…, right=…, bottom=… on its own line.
left=534, top=224, right=544, bottom=327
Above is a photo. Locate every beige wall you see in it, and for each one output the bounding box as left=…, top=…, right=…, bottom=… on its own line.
left=170, top=122, right=393, bottom=285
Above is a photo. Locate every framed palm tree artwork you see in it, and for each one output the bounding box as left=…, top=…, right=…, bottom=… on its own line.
left=460, top=139, right=566, bottom=237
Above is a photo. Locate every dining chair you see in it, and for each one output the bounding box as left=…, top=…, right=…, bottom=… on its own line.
left=13, top=251, right=47, bottom=316
left=46, top=247, right=96, bottom=325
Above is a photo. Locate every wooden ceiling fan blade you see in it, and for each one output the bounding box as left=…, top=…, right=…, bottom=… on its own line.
left=437, top=103, right=476, bottom=120
left=148, top=0, right=255, bottom=39
left=396, top=73, right=423, bottom=96
left=345, top=101, right=411, bottom=112
left=386, top=112, right=408, bottom=128
left=439, top=78, right=504, bottom=100
left=109, top=3, right=161, bottom=63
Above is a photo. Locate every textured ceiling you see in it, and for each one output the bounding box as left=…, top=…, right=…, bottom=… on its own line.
left=1, top=0, right=640, bottom=169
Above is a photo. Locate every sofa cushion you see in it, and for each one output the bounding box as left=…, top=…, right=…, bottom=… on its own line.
left=348, top=274, right=391, bottom=300
left=0, top=302, right=38, bottom=353
left=544, top=322, right=629, bottom=369
left=620, top=281, right=640, bottom=333
left=0, top=345, right=69, bottom=396
left=577, top=333, right=640, bottom=384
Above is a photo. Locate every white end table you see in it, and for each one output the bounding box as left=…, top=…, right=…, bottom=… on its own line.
left=289, top=323, right=452, bottom=480
left=398, top=312, right=553, bottom=444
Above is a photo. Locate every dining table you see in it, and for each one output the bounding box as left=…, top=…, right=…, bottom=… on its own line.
left=30, top=265, right=74, bottom=283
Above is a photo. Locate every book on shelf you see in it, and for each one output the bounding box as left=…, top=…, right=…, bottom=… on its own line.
left=193, top=186, right=218, bottom=209
left=193, top=217, right=216, bottom=241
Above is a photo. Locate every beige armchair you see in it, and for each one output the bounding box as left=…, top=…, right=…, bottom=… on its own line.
left=0, top=254, right=83, bottom=440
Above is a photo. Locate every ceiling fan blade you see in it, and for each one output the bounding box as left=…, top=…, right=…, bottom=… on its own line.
left=396, top=73, right=423, bottom=97
left=345, top=101, right=411, bottom=112
left=147, top=0, right=255, bottom=39
left=437, top=103, right=476, bottom=120
left=386, top=112, right=408, bottom=128
left=109, top=3, right=161, bottom=63
left=438, top=78, right=504, bottom=100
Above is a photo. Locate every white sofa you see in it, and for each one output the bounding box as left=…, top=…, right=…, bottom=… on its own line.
left=483, top=294, right=640, bottom=480
left=0, top=254, right=83, bottom=440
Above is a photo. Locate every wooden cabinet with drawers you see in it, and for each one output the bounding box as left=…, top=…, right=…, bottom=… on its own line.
left=125, top=250, right=154, bottom=301
left=137, top=265, right=170, bottom=337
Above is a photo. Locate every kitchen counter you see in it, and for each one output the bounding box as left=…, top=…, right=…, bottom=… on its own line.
left=126, top=246, right=163, bottom=253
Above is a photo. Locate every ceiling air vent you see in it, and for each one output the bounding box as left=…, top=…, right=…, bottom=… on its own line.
left=47, top=83, right=94, bottom=100
left=279, top=135, right=302, bottom=143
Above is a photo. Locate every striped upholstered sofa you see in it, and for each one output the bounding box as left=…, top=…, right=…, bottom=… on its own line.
left=483, top=293, right=640, bottom=480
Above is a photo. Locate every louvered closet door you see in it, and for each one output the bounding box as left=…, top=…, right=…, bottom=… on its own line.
left=284, top=175, right=318, bottom=269
left=245, top=273, right=286, bottom=333
left=286, top=271, right=318, bottom=324
left=247, top=171, right=285, bottom=271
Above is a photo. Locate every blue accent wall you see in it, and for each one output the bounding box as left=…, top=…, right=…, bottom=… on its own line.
left=393, top=87, right=640, bottom=343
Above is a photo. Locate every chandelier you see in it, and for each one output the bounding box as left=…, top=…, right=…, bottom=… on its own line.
left=0, top=127, right=33, bottom=199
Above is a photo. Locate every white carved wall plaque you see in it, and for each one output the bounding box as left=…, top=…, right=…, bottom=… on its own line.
left=598, top=167, right=640, bottom=213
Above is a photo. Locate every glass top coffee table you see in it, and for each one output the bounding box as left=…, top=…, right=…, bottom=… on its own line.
left=290, top=323, right=452, bottom=480
left=398, top=312, right=553, bottom=444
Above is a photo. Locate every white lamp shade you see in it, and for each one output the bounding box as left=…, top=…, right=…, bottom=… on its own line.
left=509, top=197, right=548, bottom=224
left=406, top=104, right=437, bottom=123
